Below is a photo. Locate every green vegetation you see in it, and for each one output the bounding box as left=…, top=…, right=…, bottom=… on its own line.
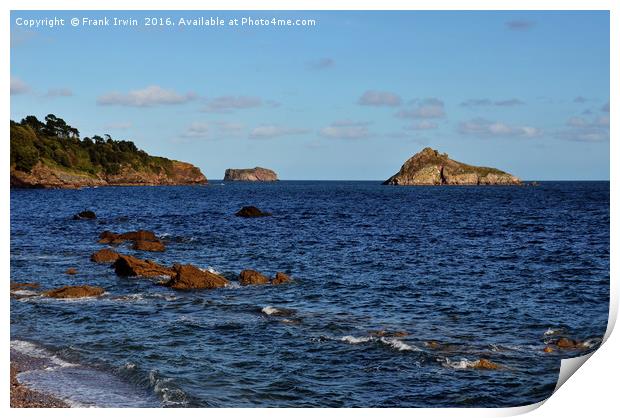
left=10, top=114, right=173, bottom=176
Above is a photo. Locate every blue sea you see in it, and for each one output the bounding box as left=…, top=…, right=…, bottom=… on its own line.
left=10, top=181, right=610, bottom=407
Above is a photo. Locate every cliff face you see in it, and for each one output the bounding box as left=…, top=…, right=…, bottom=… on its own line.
left=11, top=160, right=207, bottom=189
left=223, top=167, right=278, bottom=182
left=383, top=148, right=521, bottom=186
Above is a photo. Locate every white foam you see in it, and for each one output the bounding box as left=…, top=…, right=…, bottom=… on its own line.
left=379, top=337, right=420, bottom=351
left=443, top=358, right=478, bottom=370
left=10, top=340, right=76, bottom=368
left=261, top=306, right=280, bottom=315
left=544, top=327, right=564, bottom=336
left=10, top=289, right=40, bottom=296
left=340, top=335, right=372, bottom=344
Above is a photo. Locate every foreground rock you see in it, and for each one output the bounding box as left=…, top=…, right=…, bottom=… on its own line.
left=90, top=248, right=120, bottom=263
left=239, top=269, right=270, bottom=286
left=383, top=147, right=521, bottom=186
left=235, top=206, right=272, bottom=217
left=113, top=255, right=175, bottom=278
left=43, top=285, right=104, bottom=299
left=224, top=167, right=278, bottom=182
left=72, top=210, right=96, bottom=220
left=271, top=272, right=291, bottom=285
left=164, top=264, right=229, bottom=290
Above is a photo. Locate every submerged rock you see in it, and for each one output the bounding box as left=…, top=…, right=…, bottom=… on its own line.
left=164, top=264, right=229, bottom=290
left=10, top=282, right=40, bottom=290
left=271, top=272, right=291, bottom=285
left=73, top=210, right=97, bottom=220
left=369, top=330, right=409, bottom=338
left=132, top=240, right=166, bottom=252
left=98, top=230, right=159, bottom=244
left=43, top=285, right=104, bottom=299
left=224, top=167, right=278, bottom=182
left=472, top=358, right=501, bottom=370
left=113, top=255, right=175, bottom=278
left=383, top=147, right=521, bottom=186
left=90, top=248, right=120, bottom=263
left=235, top=206, right=272, bottom=217
left=239, top=269, right=270, bottom=286
left=65, top=268, right=78, bottom=275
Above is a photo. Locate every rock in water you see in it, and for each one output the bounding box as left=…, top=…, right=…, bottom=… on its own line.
left=271, top=272, right=291, bottom=285
left=43, top=285, right=104, bottom=299
left=235, top=206, right=272, bottom=217
left=164, top=264, right=229, bottom=290
left=73, top=210, right=96, bottom=220
left=383, top=147, right=521, bottom=186
left=90, top=248, right=120, bottom=263
left=113, top=255, right=175, bottom=278
left=65, top=268, right=78, bottom=275
left=224, top=167, right=278, bottom=182
left=132, top=240, right=166, bottom=252
left=239, top=269, right=270, bottom=286
left=472, top=358, right=500, bottom=370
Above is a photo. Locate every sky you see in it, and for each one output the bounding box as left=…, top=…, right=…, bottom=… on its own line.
left=10, top=10, right=610, bottom=180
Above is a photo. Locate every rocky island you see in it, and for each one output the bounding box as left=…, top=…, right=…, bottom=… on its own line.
left=10, top=114, right=207, bottom=189
left=224, top=167, right=278, bottom=182
left=383, top=147, right=521, bottom=186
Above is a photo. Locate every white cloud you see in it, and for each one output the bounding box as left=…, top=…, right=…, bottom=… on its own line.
left=11, top=77, right=29, bottom=95
left=602, top=101, right=610, bottom=113
left=405, top=121, right=438, bottom=130
left=307, top=57, right=335, bottom=70
left=459, top=118, right=542, bottom=138
left=460, top=98, right=524, bottom=107
left=319, top=120, right=371, bottom=139
left=202, top=96, right=262, bottom=113
left=213, top=121, right=245, bottom=135
left=395, top=98, right=445, bottom=119
left=181, top=122, right=211, bottom=138
left=358, top=90, right=402, bottom=107
left=506, top=20, right=535, bottom=31
left=249, top=125, right=309, bottom=139
left=556, top=114, right=609, bottom=142
left=97, top=85, right=196, bottom=107
left=46, top=87, right=73, bottom=97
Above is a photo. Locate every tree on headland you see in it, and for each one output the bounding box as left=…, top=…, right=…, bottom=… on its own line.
left=10, top=114, right=173, bottom=176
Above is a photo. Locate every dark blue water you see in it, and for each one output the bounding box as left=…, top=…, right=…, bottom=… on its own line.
left=10, top=181, right=609, bottom=407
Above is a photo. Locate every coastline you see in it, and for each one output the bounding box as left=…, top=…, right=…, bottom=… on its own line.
left=10, top=348, right=69, bottom=408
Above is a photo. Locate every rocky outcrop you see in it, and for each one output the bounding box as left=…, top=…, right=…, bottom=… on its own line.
left=224, top=167, right=278, bottom=182
left=383, top=147, right=521, bottom=186
left=164, top=264, right=229, bottom=290
left=235, top=206, right=272, bottom=217
left=113, top=255, right=175, bottom=278
left=73, top=210, right=96, bottom=220
left=90, top=249, right=120, bottom=263
left=43, top=285, right=104, bottom=299
left=239, top=269, right=270, bottom=286
left=271, top=272, right=291, bottom=285
left=11, top=160, right=207, bottom=189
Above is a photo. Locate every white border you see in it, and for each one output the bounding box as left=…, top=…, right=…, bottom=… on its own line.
left=3, top=1, right=616, bottom=417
